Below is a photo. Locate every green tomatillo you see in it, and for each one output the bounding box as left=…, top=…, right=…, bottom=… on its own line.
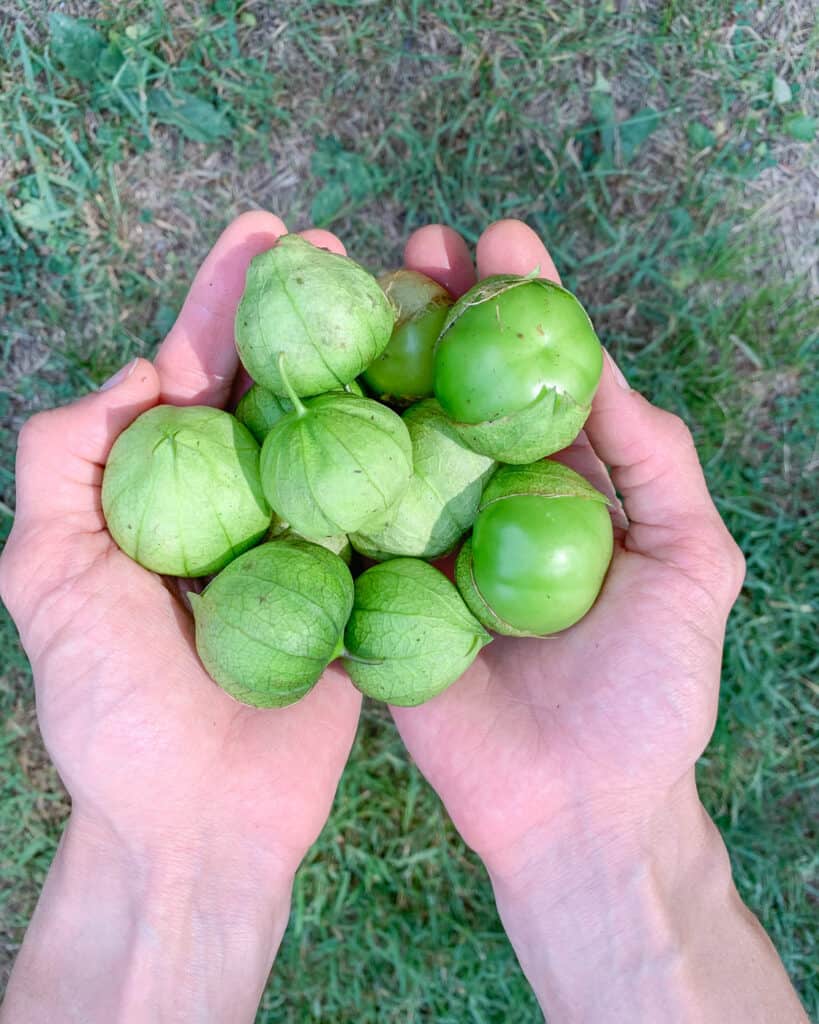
left=260, top=355, right=413, bottom=539
left=361, top=270, right=452, bottom=405
left=265, top=511, right=352, bottom=566
left=101, top=405, right=271, bottom=577
left=235, top=235, right=394, bottom=397
left=456, top=460, right=613, bottom=636
left=350, top=398, right=495, bottom=561
left=190, top=537, right=354, bottom=708
left=236, top=379, right=363, bottom=444
left=343, top=558, right=491, bottom=706
left=433, top=275, right=603, bottom=463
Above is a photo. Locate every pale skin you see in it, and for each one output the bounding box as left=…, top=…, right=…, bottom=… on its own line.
left=0, top=215, right=807, bottom=1023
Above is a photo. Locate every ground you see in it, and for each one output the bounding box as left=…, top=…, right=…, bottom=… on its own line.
left=0, top=2, right=817, bottom=1020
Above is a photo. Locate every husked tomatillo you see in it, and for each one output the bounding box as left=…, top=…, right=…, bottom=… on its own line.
left=433, top=275, right=603, bottom=463
left=456, top=460, right=613, bottom=636
left=351, top=398, right=495, bottom=561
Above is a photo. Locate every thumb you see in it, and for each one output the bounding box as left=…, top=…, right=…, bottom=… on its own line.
left=584, top=351, right=745, bottom=605
left=11, top=358, right=161, bottom=532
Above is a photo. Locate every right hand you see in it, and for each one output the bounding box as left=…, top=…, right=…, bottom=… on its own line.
left=390, top=218, right=746, bottom=881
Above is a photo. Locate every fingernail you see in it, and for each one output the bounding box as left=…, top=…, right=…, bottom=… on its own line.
left=100, top=359, right=138, bottom=392
left=603, top=349, right=630, bottom=391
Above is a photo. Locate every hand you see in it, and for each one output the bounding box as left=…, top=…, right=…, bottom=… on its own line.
left=390, top=220, right=807, bottom=1022
left=0, top=213, right=362, bottom=1022
left=392, top=217, right=745, bottom=872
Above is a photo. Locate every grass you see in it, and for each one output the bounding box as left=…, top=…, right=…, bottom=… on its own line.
left=1, top=0, right=817, bottom=1019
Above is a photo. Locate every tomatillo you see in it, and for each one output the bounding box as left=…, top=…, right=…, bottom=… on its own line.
left=259, top=356, right=412, bottom=539
left=456, top=461, right=613, bottom=636
left=265, top=511, right=352, bottom=566
left=361, top=270, right=452, bottom=405
left=235, top=235, right=394, bottom=397
left=343, top=558, right=491, bottom=706
left=433, top=275, right=603, bottom=463
left=236, top=380, right=363, bottom=445
left=190, top=537, right=353, bottom=708
left=350, top=398, right=495, bottom=561
left=102, top=405, right=271, bottom=577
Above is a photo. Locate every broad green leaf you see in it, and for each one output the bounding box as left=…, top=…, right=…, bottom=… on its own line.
left=687, top=121, right=716, bottom=150
left=147, top=88, right=231, bottom=143
left=619, top=107, right=662, bottom=162
left=311, top=182, right=347, bottom=224
left=310, top=136, right=384, bottom=222
left=783, top=114, right=816, bottom=142
left=11, top=198, right=62, bottom=232
left=49, top=13, right=106, bottom=82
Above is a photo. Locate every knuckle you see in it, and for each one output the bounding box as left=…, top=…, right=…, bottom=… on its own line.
left=726, top=536, right=747, bottom=594
left=0, top=538, right=21, bottom=616
left=661, top=412, right=696, bottom=452
left=17, top=409, right=58, bottom=452
left=706, top=524, right=746, bottom=604
left=0, top=553, right=8, bottom=607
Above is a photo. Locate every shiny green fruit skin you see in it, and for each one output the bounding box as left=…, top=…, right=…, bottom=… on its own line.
left=361, top=270, right=452, bottom=404
left=235, top=235, right=394, bottom=397
left=190, top=538, right=353, bottom=708
left=236, top=380, right=363, bottom=444
left=343, top=558, right=490, bottom=706
left=260, top=391, right=413, bottom=539
left=456, top=461, right=613, bottom=636
left=433, top=277, right=602, bottom=462
left=102, top=405, right=271, bottom=577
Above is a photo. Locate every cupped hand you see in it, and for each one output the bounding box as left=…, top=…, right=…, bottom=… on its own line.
left=0, top=214, right=362, bottom=878
left=391, top=220, right=747, bottom=878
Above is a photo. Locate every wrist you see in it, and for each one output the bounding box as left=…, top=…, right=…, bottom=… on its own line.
left=486, top=775, right=806, bottom=1023
left=488, top=775, right=732, bottom=1021
left=3, top=810, right=293, bottom=1023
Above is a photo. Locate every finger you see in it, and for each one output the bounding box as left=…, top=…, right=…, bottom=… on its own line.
left=12, top=358, right=161, bottom=532
left=585, top=351, right=745, bottom=598
left=297, top=228, right=346, bottom=255
left=228, top=365, right=255, bottom=411
left=475, top=219, right=561, bottom=284
left=154, top=210, right=287, bottom=407
left=472, top=221, right=629, bottom=532
left=403, top=224, right=476, bottom=297
left=550, top=432, right=628, bottom=533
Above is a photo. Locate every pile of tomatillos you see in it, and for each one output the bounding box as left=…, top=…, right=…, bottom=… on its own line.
left=102, top=236, right=614, bottom=708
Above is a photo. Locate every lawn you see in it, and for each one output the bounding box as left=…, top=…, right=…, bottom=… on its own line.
left=1, top=1, right=817, bottom=1020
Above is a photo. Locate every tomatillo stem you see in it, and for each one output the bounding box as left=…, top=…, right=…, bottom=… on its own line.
left=277, top=351, right=307, bottom=417
left=340, top=649, right=385, bottom=666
